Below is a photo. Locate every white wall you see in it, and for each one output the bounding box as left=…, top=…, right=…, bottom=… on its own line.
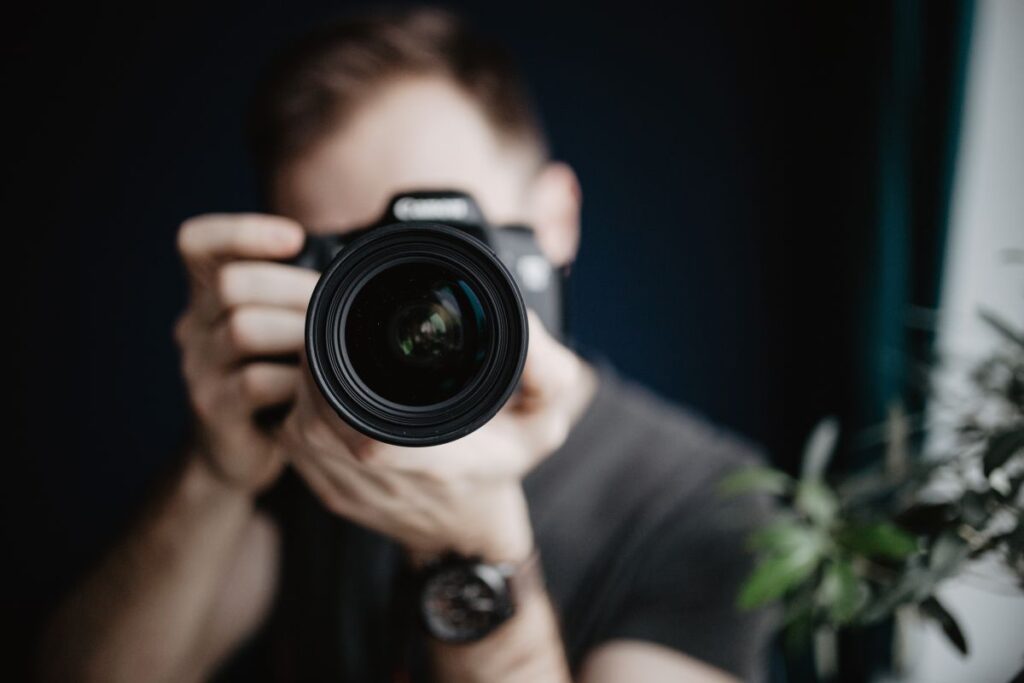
left=897, top=1, right=1024, bottom=681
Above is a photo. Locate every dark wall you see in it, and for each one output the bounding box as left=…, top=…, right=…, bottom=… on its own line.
left=4, top=0, right=905, bottom=674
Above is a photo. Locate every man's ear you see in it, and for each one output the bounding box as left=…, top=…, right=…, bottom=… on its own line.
left=526, top=162, right=581, bottom=267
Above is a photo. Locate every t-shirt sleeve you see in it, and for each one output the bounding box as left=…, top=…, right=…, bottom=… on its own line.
left=599, top=483, right=777, bottom=682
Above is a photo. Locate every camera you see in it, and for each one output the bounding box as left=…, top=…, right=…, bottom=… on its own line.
left=293, top=190, right=563, bottom=447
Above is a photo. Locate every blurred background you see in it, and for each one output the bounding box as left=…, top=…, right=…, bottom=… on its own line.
left=4, top=1, right=1021, bottom=681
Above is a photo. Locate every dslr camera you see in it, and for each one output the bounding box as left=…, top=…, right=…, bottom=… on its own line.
left=293, top=190, right=562, bottom=447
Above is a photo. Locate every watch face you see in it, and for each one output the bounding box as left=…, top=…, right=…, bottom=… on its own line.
left=420, top=561, right=513, bottom=642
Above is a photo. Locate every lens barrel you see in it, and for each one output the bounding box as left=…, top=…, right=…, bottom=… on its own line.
left=305, top=223, right=528, bottom=446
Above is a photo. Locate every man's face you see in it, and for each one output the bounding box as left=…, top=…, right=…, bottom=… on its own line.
left=271, top=76, right=541, bottom=235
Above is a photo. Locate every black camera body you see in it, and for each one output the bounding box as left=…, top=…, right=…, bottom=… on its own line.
left=294, top=191, right=562, bottom=446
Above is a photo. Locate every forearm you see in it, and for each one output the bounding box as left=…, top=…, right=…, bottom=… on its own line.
left=430, top=589, right=571, bottom=683
left=39, top=451, right=257, bottom=683
left=424, top=486, right=571, bottom=683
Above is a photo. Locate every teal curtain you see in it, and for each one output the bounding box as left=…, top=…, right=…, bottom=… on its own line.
left=862, top=0, right=974, bottom=429
left=832, top=2, right=975, bottom=683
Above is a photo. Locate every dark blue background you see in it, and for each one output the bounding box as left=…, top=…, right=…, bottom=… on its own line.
left=6, top=2, right=947, bottom=679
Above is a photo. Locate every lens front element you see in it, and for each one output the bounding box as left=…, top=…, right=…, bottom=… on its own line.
left=346, top=262, right=489, bottom=406
left=305, top=223, right=527, bottom=446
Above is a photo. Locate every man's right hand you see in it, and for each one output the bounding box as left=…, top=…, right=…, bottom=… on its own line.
left=174, top=213, right=317, bottom=494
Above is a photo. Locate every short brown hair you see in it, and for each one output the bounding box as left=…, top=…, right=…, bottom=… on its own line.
left=247, top=7, right=548, bottom=188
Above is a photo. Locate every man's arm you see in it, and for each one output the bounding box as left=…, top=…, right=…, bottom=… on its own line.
left=422, top=492, right=734, bottom=683
left=38, top=452, right=279, bottom=683
left=38, top=213, right=314, bottom=682
left=420, top=488, right=570, bottom=683
left=579, top=641, right=738, bottom=683
left=431, top=587, right=571, bottom=682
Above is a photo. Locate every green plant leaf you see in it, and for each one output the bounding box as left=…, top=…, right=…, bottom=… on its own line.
left=738, top=526, right=826, bottom=610
left=839, top=521, right=918, bottom=560
left=748, top=519, right=830, bottom=564
left=857, top=563, right=925, bottom=623
left=783, top=611, right=815, bottom=654
left=959, top=489, right=991, bottom=528
left=983, top=427, right=1024, bottom=476
left=737, top=548, right=821, bottom=609
left=781, top=582, right=817, bottom=626
left=920, top=597, right=968, bottom=656
left=818, top=558, right=864, bottom=624
left=994, top=468, right=1024, bottom=503
left=1004, top=519, right=1024, bottom=573
left=924, top=533, right=971, bottom=590
left=979, top=308, right=1024, bottom=349
left=719, top=466, right=793, bottom=496
left=838, top=458, right=946, bottom=515
left=801, top=417, right=840, bottom=480
left=972, top=517, right=1024, bottom=561
left=795, top=480, right=839, bottom=526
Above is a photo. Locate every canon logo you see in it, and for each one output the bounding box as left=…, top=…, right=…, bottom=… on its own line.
left=393, top=196, right=471, bottom=222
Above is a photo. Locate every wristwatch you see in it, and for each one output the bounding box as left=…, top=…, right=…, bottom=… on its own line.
left=415, top=549, right=542, bottom=643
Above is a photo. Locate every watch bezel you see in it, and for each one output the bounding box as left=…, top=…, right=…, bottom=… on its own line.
left=417, top=555, right=515, bottom=644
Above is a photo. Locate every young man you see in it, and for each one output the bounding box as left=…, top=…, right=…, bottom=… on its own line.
left=40, top=8, right=773, bottom=682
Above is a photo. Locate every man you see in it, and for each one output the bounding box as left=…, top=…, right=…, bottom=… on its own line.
left=39, top=8, right=773, bottom=682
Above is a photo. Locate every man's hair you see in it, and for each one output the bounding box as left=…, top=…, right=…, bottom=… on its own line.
left=247, top=7, right=548, bottom=187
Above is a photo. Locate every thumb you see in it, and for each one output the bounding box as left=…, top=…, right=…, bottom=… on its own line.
left=517, top=310, right=580, bottom=409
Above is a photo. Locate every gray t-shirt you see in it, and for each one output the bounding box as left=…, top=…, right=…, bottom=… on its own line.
left=244, top=364, right=774, bottom=682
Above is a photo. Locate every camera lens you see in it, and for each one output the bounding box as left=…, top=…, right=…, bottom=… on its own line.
left=305, top=224, right=527, bottom=446
left=345, top=262, right=489, bottom=406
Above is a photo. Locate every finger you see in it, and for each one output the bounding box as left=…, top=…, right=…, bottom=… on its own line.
left=288, top=452, right=361, bottom=520
left=216, top=262, right=320, bottom=311
left=230, top=363, right=300, bottom=410
left=288, top=382, right=395, bottom=487
left=518, top=309, right=579, bottom=406
left=308, top=441, right=395, bottom=500
left=281, top=407, right=385, bottom=515
left=214, top=307, right=306, bottom=363
left=177, top=214, right=304, bottom=269
left=367, top=439, right=502, bottom=478
left=292, top=357, right=379, bottom=454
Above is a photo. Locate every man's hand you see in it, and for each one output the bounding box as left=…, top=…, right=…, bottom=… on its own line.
left=278, top=311, right=594, bottom=561
left=175, top=213, right=318, bottom=493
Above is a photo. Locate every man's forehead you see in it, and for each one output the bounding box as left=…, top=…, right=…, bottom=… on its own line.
left=272, top=76, right=531, bottom=233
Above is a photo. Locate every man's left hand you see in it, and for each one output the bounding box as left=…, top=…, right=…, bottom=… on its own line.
left=277, top=312, right=593, bottom=563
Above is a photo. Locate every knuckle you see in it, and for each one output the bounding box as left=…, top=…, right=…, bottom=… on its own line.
left=226, top=310, right=254, bottom=350
left=323, top=495, right=348, bottom=518
left=352, top=440, right=381, bottom=463
left=216, top=264, right=241, bottom=306
left=417, top=463, right=451, bottom=488
left=239, top=365, right=267, bottom=402
left=305, top=416, right=336, bottom=451
left=281, top=411, right=303, bottom=443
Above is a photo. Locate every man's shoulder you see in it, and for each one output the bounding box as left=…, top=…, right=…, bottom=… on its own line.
left=525, top=362, right=766, bottom=524
left=524, top=363, right=775, bottom=672
left=523, top=361, right=772, bottom=585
